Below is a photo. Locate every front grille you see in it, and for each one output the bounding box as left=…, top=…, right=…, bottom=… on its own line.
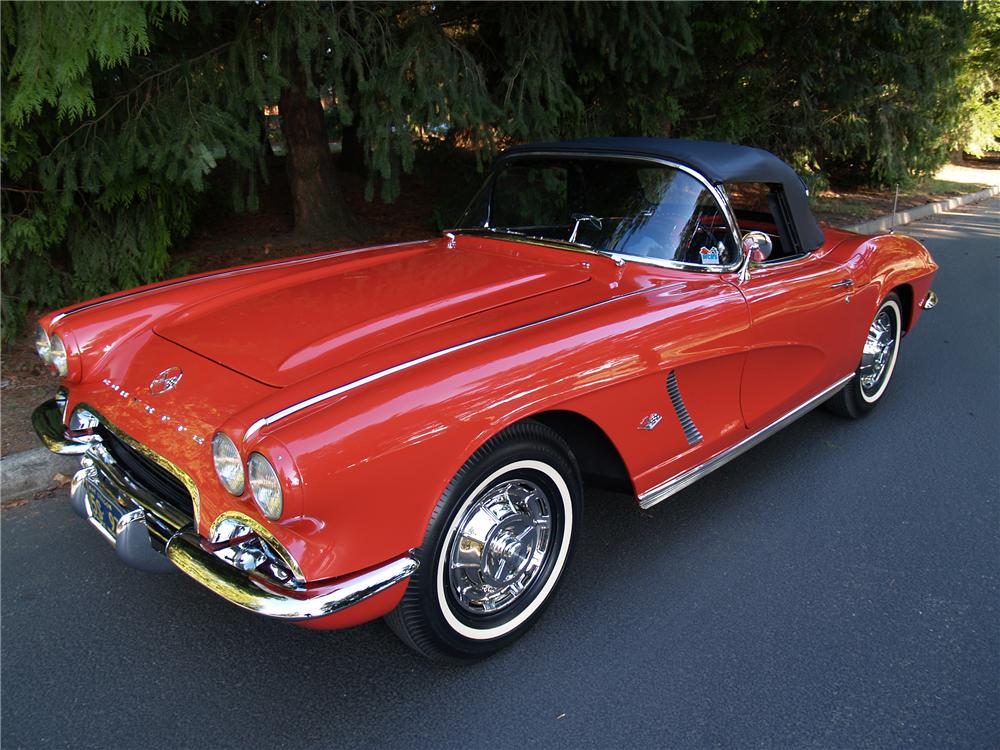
left=96, top=425, right=195, bottom=520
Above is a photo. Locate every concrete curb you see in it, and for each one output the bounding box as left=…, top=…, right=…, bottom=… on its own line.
left=1, top=447, right=78, bottom=501
left=845, top=185, right=1000, bottom=234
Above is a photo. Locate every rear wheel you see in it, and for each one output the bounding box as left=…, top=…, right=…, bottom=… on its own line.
left=827, top=292, right=903, bottom=418
left=385, top=421, right=581, bottom=660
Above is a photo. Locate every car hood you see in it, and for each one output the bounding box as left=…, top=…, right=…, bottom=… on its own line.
left=154, top=237, right=593, bottom=387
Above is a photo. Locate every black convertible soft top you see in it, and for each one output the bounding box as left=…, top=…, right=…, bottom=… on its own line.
left=502, top=137, right=824, bottom=252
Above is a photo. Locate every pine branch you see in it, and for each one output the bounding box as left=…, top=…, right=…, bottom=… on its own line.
left=45, top=41, right=234, bottom=158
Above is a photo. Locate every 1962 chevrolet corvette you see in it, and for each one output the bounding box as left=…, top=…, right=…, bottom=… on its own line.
left=33, top=138, right=938, bottom=659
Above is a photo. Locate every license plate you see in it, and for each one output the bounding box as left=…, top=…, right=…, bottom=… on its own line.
left=86, top=487, right=129, bottom=541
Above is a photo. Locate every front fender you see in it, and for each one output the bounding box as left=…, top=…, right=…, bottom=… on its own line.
left=258, top=279, right=749, bottom=581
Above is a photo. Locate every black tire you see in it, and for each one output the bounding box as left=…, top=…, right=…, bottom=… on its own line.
left=385, top=420, right=582, bottom=661
left=826, top=292, right=903, bottom=419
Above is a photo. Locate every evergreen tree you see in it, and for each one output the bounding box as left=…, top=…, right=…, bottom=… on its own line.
left=0, top=1, right=985, bottom=341
left=681, top=1, right=975, bottom=187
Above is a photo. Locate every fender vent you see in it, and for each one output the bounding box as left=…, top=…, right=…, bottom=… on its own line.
left=667, top=370, right=703, bottom=446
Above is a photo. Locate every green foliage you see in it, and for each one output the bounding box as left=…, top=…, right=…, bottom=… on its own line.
left=1, top=1, right=270, bottom=340
left=3, top=1, right=184, bottom=126
left=0, top=0, right=988, bottom=342
left=681, top=1, right=975, bottom=187
left=955, top=1, right=1000, bottom=156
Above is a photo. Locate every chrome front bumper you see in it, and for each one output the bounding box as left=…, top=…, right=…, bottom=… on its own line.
left=33, top=399, right=417, bottom=621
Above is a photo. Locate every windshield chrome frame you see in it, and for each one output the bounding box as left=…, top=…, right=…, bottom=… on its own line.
left=451, top=151, right=745, bottom=275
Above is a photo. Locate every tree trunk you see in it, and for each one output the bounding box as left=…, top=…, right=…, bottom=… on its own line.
left=338, top=95, right=366, bottom=175
left=279, top=75, right=355, bottom=239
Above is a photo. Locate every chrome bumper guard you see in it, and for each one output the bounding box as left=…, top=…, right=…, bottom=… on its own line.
left=920, top=290, right=939, bottom=310
left=32, top=399, right=418, bottom=621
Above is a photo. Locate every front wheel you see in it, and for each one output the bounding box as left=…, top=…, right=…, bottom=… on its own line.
left=827, top=292, right=903, bottom=418
left=385, top=421, right=582, bottom=660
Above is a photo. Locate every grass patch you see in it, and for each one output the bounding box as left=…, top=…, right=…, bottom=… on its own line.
left=810, top=178, right=989, bottom=226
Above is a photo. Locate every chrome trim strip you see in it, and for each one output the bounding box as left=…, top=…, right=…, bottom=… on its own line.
left=85, top=447, right=193, bottom=532
left=50, top=241, right=422, bottom=324
left=166, top=531, right=418, bottom=621
left=115, top=508, right=146, bottom=536
left=32, top=399, right=90, bottom=455
left=666, top=370, right=703, bottom=446
left=34, top=398, right=202, bottom=527
left=486, top=150, right=744, bottom=274
left=243, top=284, right=679, bottom=441
left=638, top=374, right=854, bottom=509
left=83, top=403, right=202, bottom=527
left=209, top=511, right=306, bottom=584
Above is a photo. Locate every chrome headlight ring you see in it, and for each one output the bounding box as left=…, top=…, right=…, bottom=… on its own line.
left=48, top=333, right=69, bottom=377
left=34, top=325, right=52, bottom=363
left=212, top=432, right=246, bottom=496
left=248, top=453, right=283, bottom=521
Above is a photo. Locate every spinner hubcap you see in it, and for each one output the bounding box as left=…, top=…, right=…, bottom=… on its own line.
left=447, top=478, right=552, bottom=614
left=859, top=308, right=896, bottom=393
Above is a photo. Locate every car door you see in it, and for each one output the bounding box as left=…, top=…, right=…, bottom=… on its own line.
left=737, top=254, right=870, bottom=430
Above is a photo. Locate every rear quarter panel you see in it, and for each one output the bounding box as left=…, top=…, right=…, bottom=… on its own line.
left=821, top=228, right=938, bottom=332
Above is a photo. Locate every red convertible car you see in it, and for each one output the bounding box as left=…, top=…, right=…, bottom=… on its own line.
left=32, top=138, right=938, bottom=659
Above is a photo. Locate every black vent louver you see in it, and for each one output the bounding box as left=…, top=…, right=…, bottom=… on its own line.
left=666, top=370, right=703, bottom=446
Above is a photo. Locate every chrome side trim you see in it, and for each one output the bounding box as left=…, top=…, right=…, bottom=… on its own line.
left=166, top=532, right=418, bottom=621
left=50, top=241, right=422, bottom=324
left=243, top=284, right=679, bottom=441
left=666, top=370, right=703, bottom=446
left=638, top=374, right=854, bottom=509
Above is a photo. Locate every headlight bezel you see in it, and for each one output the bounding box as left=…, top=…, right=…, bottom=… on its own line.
left=34, top=325, right=52, bottom=363
left=248, top=452, right=283, bottom=521
left=212, top=432, right=246, bottom=496
left=49, top=333, right=69, bottom=376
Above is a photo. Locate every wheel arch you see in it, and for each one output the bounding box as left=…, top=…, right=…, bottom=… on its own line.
left=525, top=409, right=635, bottom=495
left=890, top=282, right=914, bottom=333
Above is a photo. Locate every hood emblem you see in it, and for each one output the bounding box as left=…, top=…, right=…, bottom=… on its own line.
left=149, top=367, right=183, bottom=395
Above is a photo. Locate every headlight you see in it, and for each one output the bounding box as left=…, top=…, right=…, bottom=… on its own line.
left=248, top=453, right=283, bottom=520
left=49, top=333, right=68, bottom=376
left=212, top=433, right=245, bottom=495
left=34, top=325, right=51, bottom=363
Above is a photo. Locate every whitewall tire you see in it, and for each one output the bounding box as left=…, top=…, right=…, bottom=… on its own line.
left=385, top=421, right=582, bottom=660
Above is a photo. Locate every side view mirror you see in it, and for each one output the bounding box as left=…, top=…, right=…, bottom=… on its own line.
left=741, top=231, right=773, bottom=263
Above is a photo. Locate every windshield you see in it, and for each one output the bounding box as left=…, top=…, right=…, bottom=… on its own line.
left=456, top=156, right=739, bottom=267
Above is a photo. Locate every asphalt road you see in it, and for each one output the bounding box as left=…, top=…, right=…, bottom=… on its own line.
left=3, top=200, right=998, bottom=749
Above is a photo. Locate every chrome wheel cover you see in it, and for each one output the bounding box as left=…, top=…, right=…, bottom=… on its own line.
left=446, top=478, right=552, bottom=614
left=859, top=308, right=897, bottom=394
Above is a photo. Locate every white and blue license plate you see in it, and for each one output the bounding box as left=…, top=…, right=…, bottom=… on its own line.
left=86, top=488, right=129, bottom=540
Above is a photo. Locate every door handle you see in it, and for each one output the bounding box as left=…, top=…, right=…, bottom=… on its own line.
left=830, top=279, right=854, bottom=289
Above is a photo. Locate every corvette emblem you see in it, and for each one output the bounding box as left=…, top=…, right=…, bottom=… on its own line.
left=149, top=367, right=183, bottom=395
